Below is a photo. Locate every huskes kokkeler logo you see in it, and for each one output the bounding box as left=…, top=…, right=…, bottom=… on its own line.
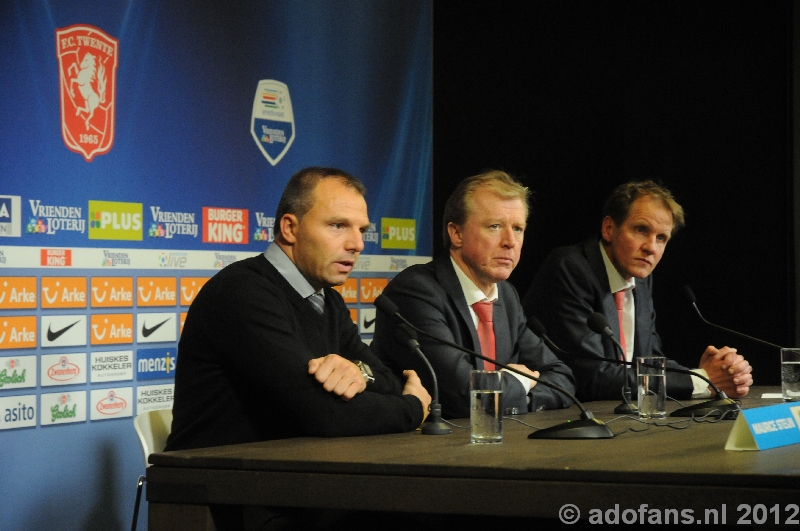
left=56, top=25, right=119, bottom=162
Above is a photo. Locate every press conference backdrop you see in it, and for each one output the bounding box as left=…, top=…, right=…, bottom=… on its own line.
left=0, top=1, right=432, bottom=529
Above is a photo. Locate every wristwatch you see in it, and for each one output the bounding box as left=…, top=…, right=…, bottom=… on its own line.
left=355, top=361, right=375, bottom=385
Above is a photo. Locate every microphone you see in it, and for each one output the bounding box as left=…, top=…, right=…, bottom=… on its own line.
left=586, top=312, right=739, bottom=419
left=392, top=322, right=451, bottom=435
left=683, top=286, right=783, bottom=350
left=586, top=313, right=638, bottom=414
left=375, top=295, right=614, bottom=439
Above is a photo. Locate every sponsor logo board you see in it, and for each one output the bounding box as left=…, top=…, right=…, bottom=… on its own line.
left=41, top=391, right=86, bottom=425
left=359, top=278, right=389, bottom=303
left=91, top=350, right=133, bottom=382
left=90, top=277, right=133, bottom=307
left=0, top=277, right=37, bottom=309
left=0, top=394, right=37, bottom=430
left=90, top=387, right=132, bottom=420
left=40, top=249, right=72, bottom=267
left=157, top=251, right=187, bottom=269
left=41, top=315, right=87, bottom=348
left=179, top=277, right=209, bottom=306
left=41, top=277, right=87, bottom=309
left=90, top=313, right=133, bottom=345
left=136, top=348, right=177, bottom=380
left=27, top=200, right=86, bottom=235
left=148, top=207, right=198, bottom=239
left=381, top=218, right=416, bottom=250
left=136, top=277, right=177, bottom=306
left=0, top=356, right=36, bottom=390
left=136, top=312, right=177, bottom=343
left=88, top=201, right=142, bottom=241
left=0, top=195, right=22, bottom=237
left=332, top=278, right=357, bottom=303
left=359, top=307, right=376, bottom=334
left=0, top=316, right=37, bottom=350
left=136, top=383, right=174, bottom=415
left=202, top=207, right=248, bottom=244
left=41, top=353, right=86, bottom=386
left=252, top=212, right=275, bottom=242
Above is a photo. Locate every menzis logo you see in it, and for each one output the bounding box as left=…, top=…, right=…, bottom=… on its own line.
left=56, top=25, right=118, bottom=162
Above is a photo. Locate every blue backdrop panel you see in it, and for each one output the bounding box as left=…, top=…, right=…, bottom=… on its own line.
left=0, top=1, right=432, bottom=530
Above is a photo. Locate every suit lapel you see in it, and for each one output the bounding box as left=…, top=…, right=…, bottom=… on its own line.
left=434, top=254, right=484, bottom=363
left=492, top=293, right=514, bottom=364
left=583, top=239, right=621, bottom=337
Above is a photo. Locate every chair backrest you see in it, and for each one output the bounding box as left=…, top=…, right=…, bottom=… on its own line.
left=133, top=408, right=173, bottom=468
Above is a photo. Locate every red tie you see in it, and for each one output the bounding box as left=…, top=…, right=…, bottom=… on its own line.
left=613, top=290, right=627, bottom=361
left=472, top=301, right=496, bottom=370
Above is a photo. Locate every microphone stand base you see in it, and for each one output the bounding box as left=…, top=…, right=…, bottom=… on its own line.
left=670, top=398, right=740, bottom=419
left=614, top=401, right=638, bottom=414
left=420, top=402, right=452, bottom=435
left=528, top=417, right=614, bottom=440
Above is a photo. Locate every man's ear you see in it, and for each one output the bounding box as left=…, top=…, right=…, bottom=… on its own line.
left=280, top=213, right=300, bottom=244
left=447, top=222, right=462, bottom=249
left=600, top=216, right=615, bottom=244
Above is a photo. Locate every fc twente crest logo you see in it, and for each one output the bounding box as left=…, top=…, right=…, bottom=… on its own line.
left=56, top=25, right=119, bottom=162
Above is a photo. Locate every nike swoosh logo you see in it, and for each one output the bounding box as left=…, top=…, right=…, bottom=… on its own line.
left=363, top=317, right=376, bottom=328
left=142, top=318, right=171, bottom=337
left=47, top=321, right=80, bottom=342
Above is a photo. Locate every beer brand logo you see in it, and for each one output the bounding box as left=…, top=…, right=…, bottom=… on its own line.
left=96, top=390, right=126, bottom=415
left=47, top=356, right=81, bottom=382
left=250, top=79, right=295, bottom=166
left=56, top=25, right=118, bottom=162
left=0, top=277, right=37, bottom=309
left=381, top=218, right=416, bottom=250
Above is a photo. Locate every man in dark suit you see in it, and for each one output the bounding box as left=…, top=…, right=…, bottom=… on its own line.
left=373, top=170, right=575, bottom=419
left=523, top=180, right=753, bottom=402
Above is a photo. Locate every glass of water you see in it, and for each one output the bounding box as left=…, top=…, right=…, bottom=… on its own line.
left=637, top=356, right=666, bottom=419
left=469, top=370, right=503, bottom=443
left=781, top=348, right=800, bottom=402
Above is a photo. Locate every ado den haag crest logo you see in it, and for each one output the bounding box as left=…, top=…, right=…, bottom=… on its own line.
left=251, top=80, right=295, bottom=166
left=56, top=25, right=119, bottom=162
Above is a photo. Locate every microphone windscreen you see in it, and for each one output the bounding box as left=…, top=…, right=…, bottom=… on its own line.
left=587, top=312, right=610, bottom=335
left=682, top=285, right=697, bottom=304
left=374, top=294, right=399, bottom=316
left=527, top=316, right=548, bottom=337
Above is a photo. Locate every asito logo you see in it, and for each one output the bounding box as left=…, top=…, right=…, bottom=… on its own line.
left=0, top=277, right=37, bottom=309
left=41, top=277, right=87, bottom=309
left=91, top=277, right=133, bottom=307
left=56, top=25, right=118, bottom=162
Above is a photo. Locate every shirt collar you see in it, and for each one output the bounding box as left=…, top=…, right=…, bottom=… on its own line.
left=450, top=255, right=498, bottom=306
left=599, top=240, right=636, bottom=294
left=264, top=244, right=320, bottom=299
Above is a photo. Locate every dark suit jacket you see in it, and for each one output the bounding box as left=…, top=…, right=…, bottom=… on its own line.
left=522, top=238, right=694, bottom=401
left=372, top=254, right=575, bottom=419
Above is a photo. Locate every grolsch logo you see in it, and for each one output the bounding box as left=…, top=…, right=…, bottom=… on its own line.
left=56, top=25, right=118, bottom=162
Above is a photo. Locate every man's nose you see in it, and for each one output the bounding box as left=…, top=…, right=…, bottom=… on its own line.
left=347, top=230, right=365, bottom=252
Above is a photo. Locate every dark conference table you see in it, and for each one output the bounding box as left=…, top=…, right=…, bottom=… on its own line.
left=146, top=387, right=800, bottom=529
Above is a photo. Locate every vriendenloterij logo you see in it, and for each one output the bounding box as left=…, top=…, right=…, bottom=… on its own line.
left=56, top=25, right=119, bottom=162
left=251, top=80, right=295, bottom=166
